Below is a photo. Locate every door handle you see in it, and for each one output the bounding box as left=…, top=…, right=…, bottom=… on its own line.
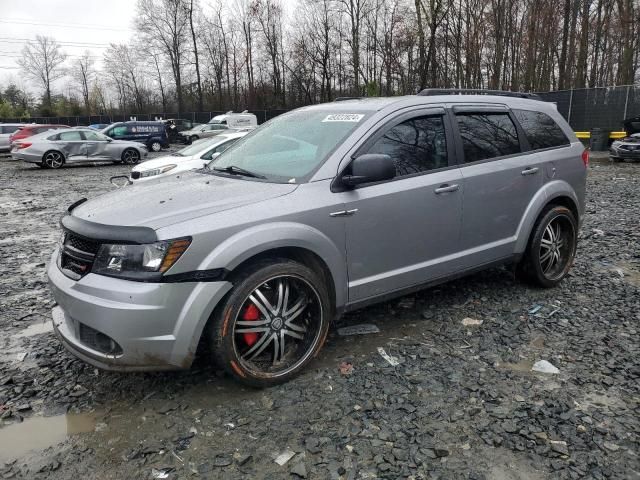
left=434, top=184, right=459, bottom=194
left=329, top=209, right=358, bottom=217
left=521, top=167, right=539, bottom=176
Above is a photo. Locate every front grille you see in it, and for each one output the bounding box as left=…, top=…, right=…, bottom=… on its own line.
left=60, top=232, right=100, bottom=279
left=620, top=144, right=639, bottom=151
left=131, top=171, right=141, bottom=180
left=79, top=323, right=123, bottom=355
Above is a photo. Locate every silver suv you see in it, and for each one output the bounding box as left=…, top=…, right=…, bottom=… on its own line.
left=48, top=90, right=587, bottom=386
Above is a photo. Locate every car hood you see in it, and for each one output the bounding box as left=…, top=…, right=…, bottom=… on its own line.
left=132, top=155, right=196, bottom=171
left=72, top=172, right=298, bottom=229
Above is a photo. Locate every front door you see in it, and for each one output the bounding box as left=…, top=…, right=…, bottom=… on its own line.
left=451, top=107, right=543, bottom=267
left=81, top=130, right=110, bottom=159
left=339, top=109, right=464, bottom=302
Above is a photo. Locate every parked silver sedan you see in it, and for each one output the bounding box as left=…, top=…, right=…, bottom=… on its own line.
left=11, top=128, right=148, bottom=169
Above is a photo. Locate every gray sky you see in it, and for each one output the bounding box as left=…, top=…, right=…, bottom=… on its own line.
left=0, top=0, right=136, bottom=90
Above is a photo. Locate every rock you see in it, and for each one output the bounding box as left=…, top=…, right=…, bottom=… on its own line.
left=603, top=442, right=619, bottom=452
left=212, top=454, right=232, bottom=467
left=157, top=403, right=180, bottom=414
left=434, top=447, right=450, bottom=457
left=337, top=324, right=380, bottom=336
left=69, top=386, right=88, bottom=397
left=274, top=448, right=296, bottom=466
left=532, top=360, right=560, bottom=374
left=290, top=461, right=307, bottom=478
left=15, top=403, right=31, bottom=412
left=549, top=440, right=569, bottom=456
left=462, top=317, right=483, bottom=326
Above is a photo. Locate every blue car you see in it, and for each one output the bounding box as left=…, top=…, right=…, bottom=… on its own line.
left=88, top=123, right=109, bottom=130
left=101, top=121, right=169, bottom=152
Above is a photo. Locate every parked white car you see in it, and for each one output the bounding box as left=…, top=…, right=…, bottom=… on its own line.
left=129, top=131, right=248, bottom=182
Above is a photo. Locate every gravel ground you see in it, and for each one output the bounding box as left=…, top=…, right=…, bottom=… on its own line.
left=0, top=152, right=638, bottom=480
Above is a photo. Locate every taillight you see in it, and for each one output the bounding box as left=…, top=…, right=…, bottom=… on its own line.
left=15, top=142, right=32, bottom=149
left=581, top=148, right=589, bottom=167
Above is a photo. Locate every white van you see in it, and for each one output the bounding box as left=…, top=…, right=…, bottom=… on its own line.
left=208, top=111, right=257, bottom=129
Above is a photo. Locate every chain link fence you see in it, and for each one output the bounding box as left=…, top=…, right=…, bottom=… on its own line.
left=0, top=109, right=290, bottom=127
left=2, top=86, right=639, bottom=132
left=536, top=85, right=640, bottom=131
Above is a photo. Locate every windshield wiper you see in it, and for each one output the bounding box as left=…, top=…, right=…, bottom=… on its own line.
left=213, top=165, right=266, bottom=179
left=173, top=152, right=184, bottom=157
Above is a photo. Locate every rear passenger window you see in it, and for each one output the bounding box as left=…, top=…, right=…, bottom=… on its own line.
left=367, top=115, right=448, bottom=177
left=58, top=131, right=83, bottom=141
left=513, top=109, right=570, bottom=149
left=456, top=113, right=520, bottom=163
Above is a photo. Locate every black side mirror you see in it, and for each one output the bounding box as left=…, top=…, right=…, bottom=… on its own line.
left=342, top=154, right=395, bottom=187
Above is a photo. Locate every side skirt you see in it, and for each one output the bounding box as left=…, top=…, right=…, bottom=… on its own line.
left=342, top=256, right=515, bottom=314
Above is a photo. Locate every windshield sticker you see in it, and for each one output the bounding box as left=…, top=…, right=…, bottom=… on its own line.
left=322, top=114, right=364, bottom=123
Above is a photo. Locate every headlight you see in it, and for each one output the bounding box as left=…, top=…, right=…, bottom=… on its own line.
left=92, top=238, right=191, bottom=281
left=139, top=164, right=177, bottom=178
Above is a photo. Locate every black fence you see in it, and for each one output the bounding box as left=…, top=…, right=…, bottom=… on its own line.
left=0, top=109, right=290, bottom=127
left=2, top=86, right=640, bottom=131
left=536, top=85, right=640, bottom=131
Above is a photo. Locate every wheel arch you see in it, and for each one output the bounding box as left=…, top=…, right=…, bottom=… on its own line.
left=514, top=181, right=580, bottom=254
left=198, top=222, right=347, bottom=311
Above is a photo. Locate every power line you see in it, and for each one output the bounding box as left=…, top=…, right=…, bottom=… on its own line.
left=0, top=37, right=113, bottom=48
left=0, top=19, right=130, bottom=32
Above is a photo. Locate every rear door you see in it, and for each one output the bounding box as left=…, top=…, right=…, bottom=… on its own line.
left=451, top=106, right=543, bottom=267
left=340, top=107, right=464, bottom=302
left=55, top=130, right=86, bottom=161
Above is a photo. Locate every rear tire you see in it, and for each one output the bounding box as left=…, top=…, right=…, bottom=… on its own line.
left=42, top=151, right=64, bottom=169
left=517, top=206, right=578, bottom=288
left=149, top=141, right=162, bottom=152
left=209, top=259, right=331, bottom=387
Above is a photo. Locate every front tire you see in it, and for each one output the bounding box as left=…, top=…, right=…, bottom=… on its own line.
left=210, top=259, right=331, bottom=387
left=42, top=151, right=64, bottom=169
left=121, top=148, right=140, bottom=165
left=517, top=206, right=578, bottom=288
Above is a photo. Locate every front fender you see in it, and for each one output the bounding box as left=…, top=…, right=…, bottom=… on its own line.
left=514, top=180, right=580, bottom=254
left=199, top=222, right=348, bottom=309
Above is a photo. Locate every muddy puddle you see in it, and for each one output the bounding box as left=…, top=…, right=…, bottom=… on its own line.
left=0, top=320, right=54, bottom=365
left=594, top=260, right=640, bottom=287
left=0, top=412, right=97, bottom=463
left=14, top=320, right=53, bottom=338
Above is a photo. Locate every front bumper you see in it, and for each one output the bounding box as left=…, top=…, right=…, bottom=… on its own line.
left=610, top=147, right=640, bottom=160
left=48, top=249, right=232, bottom=371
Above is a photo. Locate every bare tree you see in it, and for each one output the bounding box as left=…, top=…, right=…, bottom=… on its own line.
left=73, top=52, right=94, bottom=114
left=137, top=0, right=190, bottom=115
left=17, top=35, right=67, bottom=111
left=185, top=0, right=204, bottom=111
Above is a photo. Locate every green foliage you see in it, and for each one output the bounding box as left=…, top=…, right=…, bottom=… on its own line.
left=365, top=81, right=379, bottom=97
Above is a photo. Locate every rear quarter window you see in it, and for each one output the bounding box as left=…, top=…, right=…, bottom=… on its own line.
left=513, top=109, right=570, bottom=150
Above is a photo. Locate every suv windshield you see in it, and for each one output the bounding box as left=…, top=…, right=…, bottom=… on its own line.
left=206, top=109, right=370, bottom=182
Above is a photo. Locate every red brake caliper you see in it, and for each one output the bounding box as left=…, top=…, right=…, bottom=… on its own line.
left=242, top=304, right=260, bottom=346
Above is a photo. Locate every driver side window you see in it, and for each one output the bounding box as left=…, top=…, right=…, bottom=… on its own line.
left=367, top=115, right=448, bottom=178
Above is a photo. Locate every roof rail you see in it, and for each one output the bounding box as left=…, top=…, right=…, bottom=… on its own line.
left=417, top=88, right=541, bottom=100
left=334, top=97, right=361, bottom=102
